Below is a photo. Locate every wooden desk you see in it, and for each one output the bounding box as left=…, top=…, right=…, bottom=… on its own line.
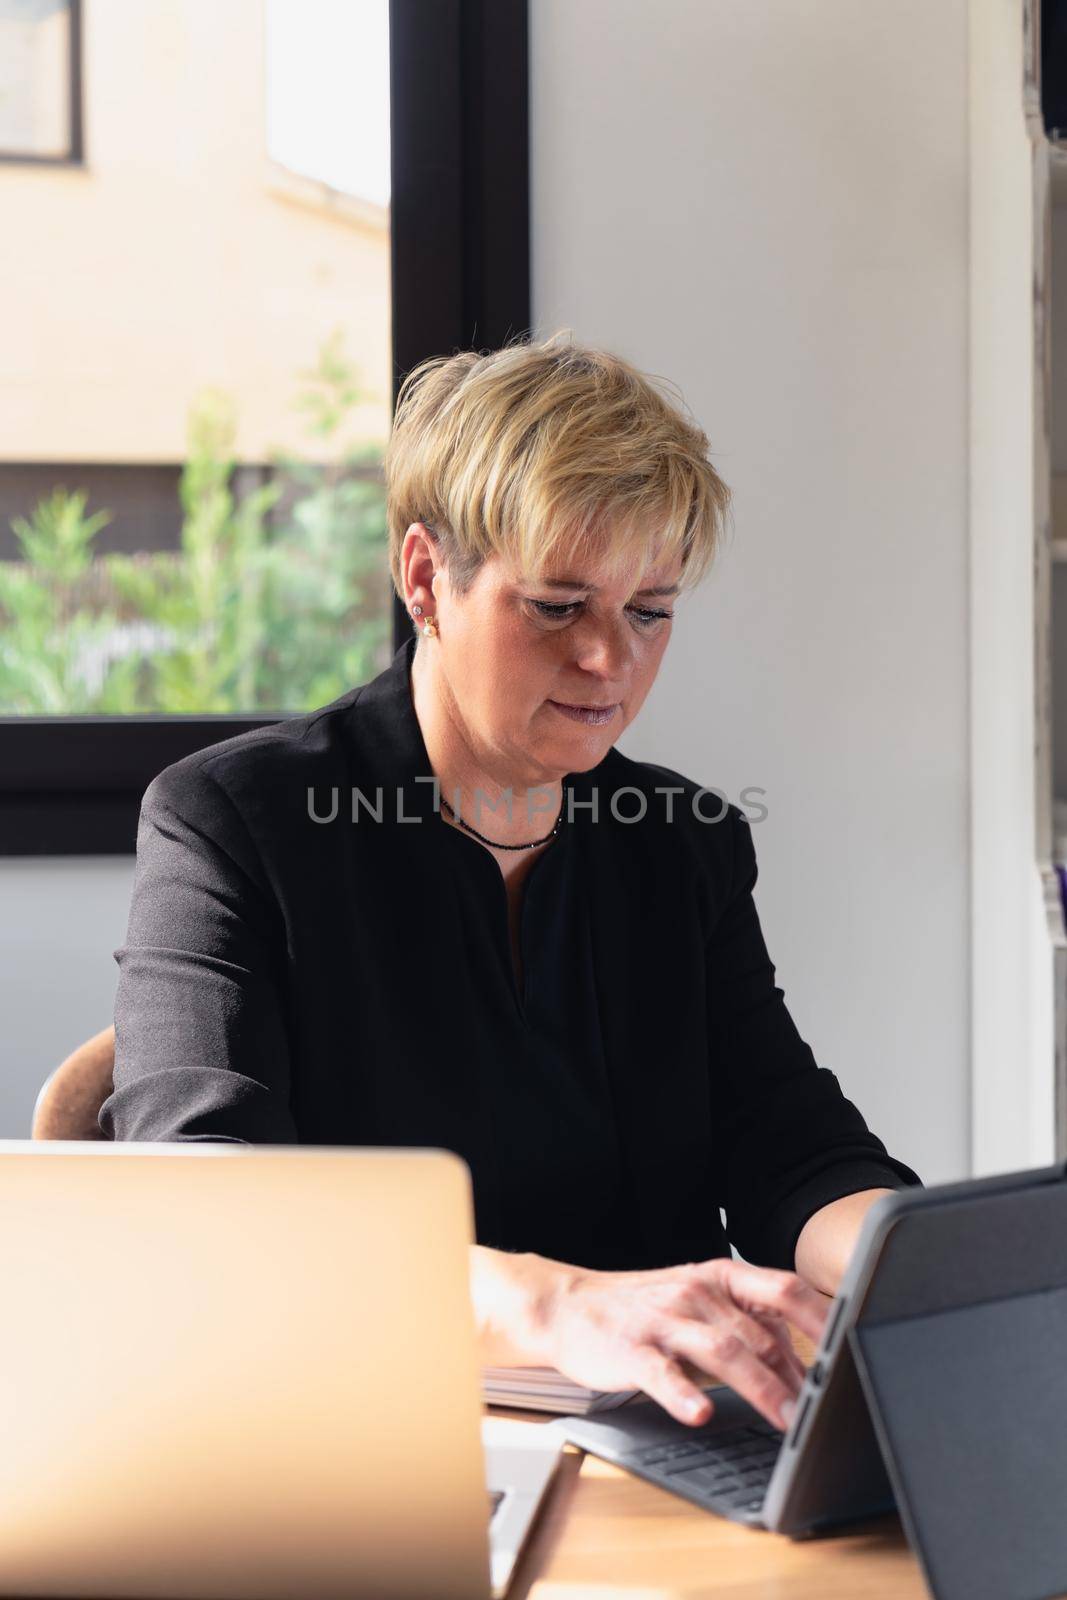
left=498, top=1334, right=927, bottom=1599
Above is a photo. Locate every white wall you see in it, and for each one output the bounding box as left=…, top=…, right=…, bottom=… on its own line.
left=0, top=858, right=134, bottom=1135
left=4, top=2, right=1017, bottom=1184
left=530, top=0, right=971, bottom=1185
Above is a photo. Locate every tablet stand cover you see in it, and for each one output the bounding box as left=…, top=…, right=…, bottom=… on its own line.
left=848, top=1182, right=1067, bottom=1600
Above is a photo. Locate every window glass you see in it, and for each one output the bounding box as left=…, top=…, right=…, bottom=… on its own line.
left=0, top=0, right=394, bottom=714
left=0, top=0, right=75, bottom=161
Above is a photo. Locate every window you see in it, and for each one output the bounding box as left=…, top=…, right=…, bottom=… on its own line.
left=0, top=0, right=82, bottom=164
left=0, top=0, right=530, bottom=854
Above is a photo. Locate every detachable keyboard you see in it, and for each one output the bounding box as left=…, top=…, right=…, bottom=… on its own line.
left=627, top=1420, right=781, bottom=1515
left=560, top=1395, right=784, bottom=1523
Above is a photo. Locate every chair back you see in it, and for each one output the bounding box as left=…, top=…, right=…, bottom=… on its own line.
left=32, top=1025, right=115, bottom=1140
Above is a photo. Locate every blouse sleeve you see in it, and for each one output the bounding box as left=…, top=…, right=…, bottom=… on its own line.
left=99, top=758, right=298, bottom=1144
left=705, top=805, right=922, bottom=1270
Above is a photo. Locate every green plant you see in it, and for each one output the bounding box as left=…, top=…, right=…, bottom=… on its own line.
left=0, top=489, right=121, bottom=713
left=0, top=330, right=390, bottom=715
left=256, top=328, right=390, bottom=707
left=103, top=390, right=282, bottom=712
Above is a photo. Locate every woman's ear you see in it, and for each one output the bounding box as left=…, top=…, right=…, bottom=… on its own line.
left=401, top=523, right=442, bottom=614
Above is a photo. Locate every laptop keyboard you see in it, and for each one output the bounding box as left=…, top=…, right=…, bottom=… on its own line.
left=624, top=1420, right=782, bottom=1515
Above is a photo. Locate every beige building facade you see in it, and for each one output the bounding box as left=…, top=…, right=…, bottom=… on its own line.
left=1, top=0, right=391, bottom=465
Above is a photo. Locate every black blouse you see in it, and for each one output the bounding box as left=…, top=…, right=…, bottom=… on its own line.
left=101, top=633, right=922, bottom=1270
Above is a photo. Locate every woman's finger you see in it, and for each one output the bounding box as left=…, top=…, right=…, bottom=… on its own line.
left=750, top=1308, right=807, bottom=1387
left=699, top=1259, right=830, bottom=1345
left=688, top=1287, right=806, bottom=1392
left=662, top=1317, right=798, bottom=1431
left=633, top=1346, right=716, bottom=1426
left=743, top=1316, right=804, bottom=1397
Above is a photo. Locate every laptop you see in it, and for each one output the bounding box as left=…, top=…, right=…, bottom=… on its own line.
left=0, top=1142, right=562, bottom=1600
left=560, top=1158, right=1067, bottom=1596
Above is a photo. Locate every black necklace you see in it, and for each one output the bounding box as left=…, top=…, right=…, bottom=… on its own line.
left=440, top=785, right=568, bottom=851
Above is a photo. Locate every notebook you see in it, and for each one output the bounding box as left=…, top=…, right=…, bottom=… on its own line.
left=482, top=1365, right=638, bottom=1414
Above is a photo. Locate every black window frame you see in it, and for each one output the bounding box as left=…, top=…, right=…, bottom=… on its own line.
left=0, top=0, right=84, bottom=168
left=0, top=0, right=530, bottom=856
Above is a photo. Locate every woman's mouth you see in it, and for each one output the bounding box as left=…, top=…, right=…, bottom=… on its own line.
left=547, top=700, right=619, bottom=727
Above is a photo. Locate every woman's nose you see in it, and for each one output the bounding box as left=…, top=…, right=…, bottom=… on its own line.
left=573, top=616, right=634, bottom=680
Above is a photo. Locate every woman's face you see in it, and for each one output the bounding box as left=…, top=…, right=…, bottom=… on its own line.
left=425, top=533, right=683, bottom=782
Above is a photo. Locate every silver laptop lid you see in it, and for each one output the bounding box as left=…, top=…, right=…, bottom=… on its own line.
left=0, top=1142, right=491, bottom=1600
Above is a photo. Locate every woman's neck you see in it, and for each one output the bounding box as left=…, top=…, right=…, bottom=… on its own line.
left=409, top=639, right=565, bottom=849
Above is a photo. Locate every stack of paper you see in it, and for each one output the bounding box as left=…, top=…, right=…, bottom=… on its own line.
left=481, top=1366, right=638, bottom=1415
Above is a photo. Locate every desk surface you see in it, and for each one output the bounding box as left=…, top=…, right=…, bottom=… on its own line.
left=500, top=1333, right=926, bottom=1600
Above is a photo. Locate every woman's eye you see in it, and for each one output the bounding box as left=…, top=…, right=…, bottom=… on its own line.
left=525, top=600, right=674, bottom=627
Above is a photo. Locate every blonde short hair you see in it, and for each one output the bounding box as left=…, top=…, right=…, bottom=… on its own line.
left=383, top=330, right=731, bottom=605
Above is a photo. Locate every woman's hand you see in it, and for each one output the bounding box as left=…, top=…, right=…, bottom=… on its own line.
left=471, top=1247, right=829, bottom=1431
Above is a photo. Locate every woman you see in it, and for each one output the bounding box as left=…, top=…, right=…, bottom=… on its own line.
left=102, top=331, right=921, bottom=1434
